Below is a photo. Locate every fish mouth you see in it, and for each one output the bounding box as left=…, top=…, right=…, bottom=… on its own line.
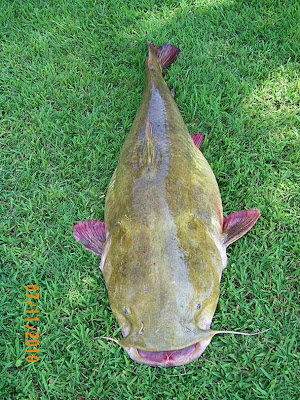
left=124, top=339, right=212, bottom=367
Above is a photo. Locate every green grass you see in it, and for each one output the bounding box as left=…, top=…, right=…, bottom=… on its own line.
left=1, top=0, right=299, bottom=398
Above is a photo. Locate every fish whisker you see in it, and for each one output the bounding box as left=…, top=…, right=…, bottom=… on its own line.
left=215, top=328, right=270, bottom=336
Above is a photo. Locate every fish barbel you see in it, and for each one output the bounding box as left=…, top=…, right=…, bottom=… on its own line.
left=73, top=43, right=260, bottom=367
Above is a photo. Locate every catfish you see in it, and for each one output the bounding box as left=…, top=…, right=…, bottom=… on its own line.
left=73, top=43, right=262, bottom=367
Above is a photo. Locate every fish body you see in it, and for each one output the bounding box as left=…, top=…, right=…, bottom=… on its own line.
left=74, top=43, right=260, bottom=367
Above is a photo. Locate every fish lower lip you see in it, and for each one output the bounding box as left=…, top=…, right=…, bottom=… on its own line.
left=137, top=343, right=197, bottom=365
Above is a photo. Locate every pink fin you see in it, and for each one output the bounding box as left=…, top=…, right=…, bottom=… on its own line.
left=222, top=209, right=260, bottom=247
left=73, top=220, right=106, bottom=256
left=147, top=42, right=180, bottom=69
left=191, top=134, right=205, bottom=148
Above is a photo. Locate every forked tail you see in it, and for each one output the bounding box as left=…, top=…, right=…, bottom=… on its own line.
left=147, top=42, right=180, bottom=70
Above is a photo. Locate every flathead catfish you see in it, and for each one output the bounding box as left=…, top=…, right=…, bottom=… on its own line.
left=73, top=43, right=261, bottom=367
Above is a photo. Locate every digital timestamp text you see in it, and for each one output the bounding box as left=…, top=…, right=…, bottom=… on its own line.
left=24, top=284, right=40, bottom=363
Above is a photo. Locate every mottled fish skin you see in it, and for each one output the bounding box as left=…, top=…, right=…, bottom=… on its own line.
left=73, top=43, right=261, bottom=366
left=102, top=45, right=226, bottom=352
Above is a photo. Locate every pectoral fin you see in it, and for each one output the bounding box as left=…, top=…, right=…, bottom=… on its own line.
left=73, top=220, right=106, bottom=255
left=191, top=134, right=204, bottom=148
left=222, top=209, right=260, bottom=247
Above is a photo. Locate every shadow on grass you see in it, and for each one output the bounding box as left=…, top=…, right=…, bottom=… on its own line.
left=111, top=0, right=299, bottom=235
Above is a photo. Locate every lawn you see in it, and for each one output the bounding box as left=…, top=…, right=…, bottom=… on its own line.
left=1, top=0, right=299, bottom=399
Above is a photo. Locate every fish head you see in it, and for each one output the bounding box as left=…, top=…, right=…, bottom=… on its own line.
left=103, top=219, right=224, bottom=367
left=106, top=261, right=222, bottom=367
left=119, top=300, right=220, bottom=367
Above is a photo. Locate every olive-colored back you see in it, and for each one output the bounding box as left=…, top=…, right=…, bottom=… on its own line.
left=102, top=48, right=224, bottom=351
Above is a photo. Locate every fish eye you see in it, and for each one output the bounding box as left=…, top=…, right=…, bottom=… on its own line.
left=124, top=307, right=130, bottom=315
left=196, top=303, right=201, bottom=309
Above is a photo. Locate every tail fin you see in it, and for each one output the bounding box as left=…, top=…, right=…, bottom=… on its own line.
left=147, top=42, right=180, bottom=69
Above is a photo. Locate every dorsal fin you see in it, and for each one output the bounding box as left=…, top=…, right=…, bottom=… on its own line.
left=141, top=118, right=157, bottom=168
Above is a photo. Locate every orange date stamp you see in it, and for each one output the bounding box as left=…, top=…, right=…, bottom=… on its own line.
left=24, top=284, right=40, bottom=363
